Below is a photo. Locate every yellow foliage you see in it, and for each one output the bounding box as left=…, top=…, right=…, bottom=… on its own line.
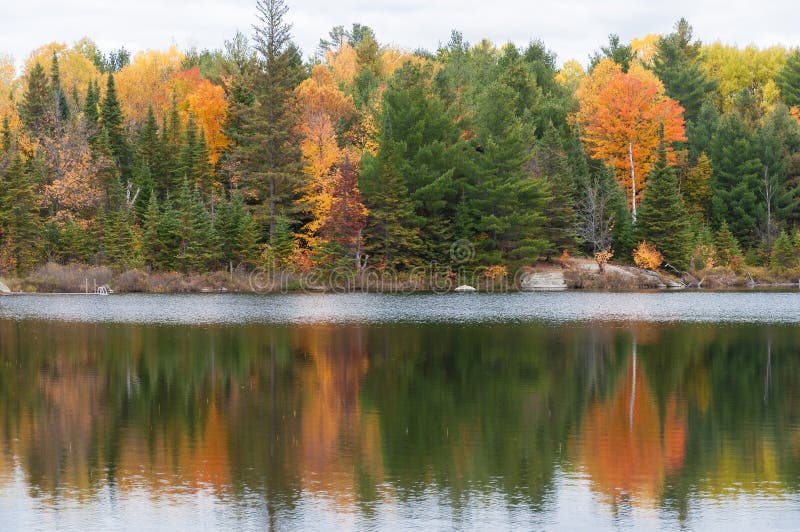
left=555, top=59, right=585, bottom=93
left=633, top=242, right=664, bottom=270
left=24, top=42, right=101, bottom=103
left=325, top=43, right=359, bottom=88
left=115, top=46, right=184, bottom=127
left=631, top=34, right=661, bottom=65
left=700, top=43, right=787, bottom=113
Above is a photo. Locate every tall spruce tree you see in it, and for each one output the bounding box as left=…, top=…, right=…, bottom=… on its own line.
left=19, top=62, right=50, bottom=136
left=635, top=138, right=692, bottom=269
left=231, top=0, right=303, bottom=241
left=100, top=73, right=131, bottom=178
left=651, top=18, right=714, bottom=123
left=0, top=153, right=42, bottom=274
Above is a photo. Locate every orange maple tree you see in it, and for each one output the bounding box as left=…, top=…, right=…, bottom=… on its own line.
left=575, top=60, right=686, bottom=217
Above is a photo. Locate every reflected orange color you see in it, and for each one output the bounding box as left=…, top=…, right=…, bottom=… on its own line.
left=576, top=353, right=687, bottom=507
left=295, top=327, right=384, bottom=502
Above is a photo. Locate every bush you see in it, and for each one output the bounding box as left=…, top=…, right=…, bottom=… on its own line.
left=633, top=242, right=663, bottom=270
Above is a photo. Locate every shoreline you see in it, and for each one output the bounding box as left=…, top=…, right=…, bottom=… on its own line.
left=2, top=262, right=799, bottom=296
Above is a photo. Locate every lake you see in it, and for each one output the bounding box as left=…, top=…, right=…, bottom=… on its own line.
left=1, top=293, right=799, bottom=530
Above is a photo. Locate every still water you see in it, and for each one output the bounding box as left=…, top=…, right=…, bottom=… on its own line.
left=1, top=293, right=800, bottom=530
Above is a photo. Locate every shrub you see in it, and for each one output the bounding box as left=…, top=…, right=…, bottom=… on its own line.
left=633, top=242, right=663, bottom=270
left=594, top=247, right=614, bottom=273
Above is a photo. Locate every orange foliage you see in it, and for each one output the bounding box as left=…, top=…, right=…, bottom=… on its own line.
left=595, top=247, right=614, bottom=273
left=173, top=68, right=230, bottom=164
left=295, top=65, right=355, bottom=247
left=633, top=241, right=664, bottom=270
left=575, top=60, right=686, bottom=211
left=576, top=354, right=687, bottom=507
left=114, top=46, right=184, bottom=127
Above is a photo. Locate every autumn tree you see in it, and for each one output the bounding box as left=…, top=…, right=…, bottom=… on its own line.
left=575, top=60, right=686, bottom=219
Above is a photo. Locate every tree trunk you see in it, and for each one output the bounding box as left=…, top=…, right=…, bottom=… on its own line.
left=629, top=141, right=637, bottom=221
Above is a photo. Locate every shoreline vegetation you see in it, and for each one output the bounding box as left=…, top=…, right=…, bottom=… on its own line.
left=1, top=259, right=798, bottom=294
left=3, top=4, right=800, bottom=290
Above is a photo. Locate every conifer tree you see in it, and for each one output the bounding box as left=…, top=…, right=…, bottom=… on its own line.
left=176, top=179, right=218, bottom=272
left=360, top=138, right=423, bottom=269
left=770, top=230, right=797, bottom=271
left=636, top=138, right=692, bottom=269
left=135, top=106, right=162, bottom=196
left=532, top=124, right=578, bottom=257
left=651, top=18, right=714, bottom=122
left=100, top=73, right=131, bottom=178
left=0, top=153, right=42, bottom=274
left=777, top=50, right=800, bottom=107
left=19, top=62, right=50, bottom=136
left=231, top=0, right=303, bottom=240
left=709, top=112, right=763, bottom=248
left=50, top=52, right=69, bottom=123
left=683, top=152, right=713, bottom=221
left=715, top=220, right=743, bottom=268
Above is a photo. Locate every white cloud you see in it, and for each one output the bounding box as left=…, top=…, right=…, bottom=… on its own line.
left=2, top=0, right=799, bottom=69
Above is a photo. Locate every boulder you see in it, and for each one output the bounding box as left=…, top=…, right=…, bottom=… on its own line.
left=454, top=285, right=477, bottom=292
left=0, top=280, right=10, bottom=294
left=520, top=271, right=567, bottom=291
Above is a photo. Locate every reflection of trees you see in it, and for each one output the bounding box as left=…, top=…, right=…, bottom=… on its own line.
left=575, top=341, right=687, bottom=509
left=1, top=320, right=800, bottom=523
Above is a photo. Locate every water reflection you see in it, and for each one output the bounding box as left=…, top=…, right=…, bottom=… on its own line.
left=1, top=320, right=800, bottom=528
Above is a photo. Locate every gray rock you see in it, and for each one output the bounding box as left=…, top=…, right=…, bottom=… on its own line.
left=454, top=285, right=477, bottom=292
left=0, top=280, right=10, bottom=294
left=520, top=271, right=567, bottom=291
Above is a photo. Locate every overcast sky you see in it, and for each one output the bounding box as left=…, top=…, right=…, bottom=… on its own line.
left=3, top=0, right=799, bottom=68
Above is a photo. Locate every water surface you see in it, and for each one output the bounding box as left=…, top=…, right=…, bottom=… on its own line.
left=1, top=293, right=799, bottom=530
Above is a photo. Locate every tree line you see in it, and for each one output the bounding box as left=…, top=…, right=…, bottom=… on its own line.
left=2, top=4, right=800, bottom=277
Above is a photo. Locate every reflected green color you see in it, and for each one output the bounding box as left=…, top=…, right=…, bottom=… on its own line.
left=1, top=319, right=800, bottom=529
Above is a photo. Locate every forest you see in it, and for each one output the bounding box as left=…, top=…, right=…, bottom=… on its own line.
left=2, top=0, right=800, bottom=286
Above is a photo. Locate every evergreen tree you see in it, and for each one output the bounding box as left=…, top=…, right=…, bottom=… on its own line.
left=636, top=139, right=692, bottom=269
left=49, top=52, right=69, bottom=123
left=135, top=106, right=162, bottom=196
left=686, top=99, right=720, bottom=162
left=268, top=214, right=295, bottom=268
left=683, top=152, right=713, bottom=221
left=360, top=138, right=423, bottom=269
left=1, top=115, right=10, bottom=152
left=175, top=179, right=218, bottom=272
left=589, top=34, right=633, bottom=72
left=472, top=80, right=550, bottom=263
left=100, top=73, right=131, bottom=178
left=217, top=192, right=260, bottom=268
left=709, top=112, right=764, bottom=248
left=0, top=153, right=42, bottom=274
left=770, top=230, right=797, bottom=271
left=141, top=192, right=161, bottom=270
left=231, top=0, right=303, bottom=241
left=651, top=18, right=714, bottom=122
left=84, top=79, right=100, bottom=131
left=715, top=220, right=743, bottom=268
left=19, top=62, right=50, bottom=136
left=777, top=49, right=800, bottom=107
left=531, top=124, right=578, bottom=257
left=100, top=176, right=138, bottom=269
left=758, top=105, right=800, bottom=242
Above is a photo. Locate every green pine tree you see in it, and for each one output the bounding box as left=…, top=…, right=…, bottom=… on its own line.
left=19, top=62, right=50, bottom=136
left=715, top=220, right=743, bottom=268
left=230, top=0, right=303, bottom=241
left=100, top=73, right=131, bottom=178
left=636, top=139, right=692, bottom=269
left=770, top=230, right=797, bottom=272
left=777, top=49, right=800, bottom=107
left=0, top=153, right=42, bottom=274
left=709, top=112, right=764, bottom=249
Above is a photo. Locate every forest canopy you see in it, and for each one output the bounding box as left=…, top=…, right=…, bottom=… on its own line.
left=2, top=3, right=800, bottom=279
